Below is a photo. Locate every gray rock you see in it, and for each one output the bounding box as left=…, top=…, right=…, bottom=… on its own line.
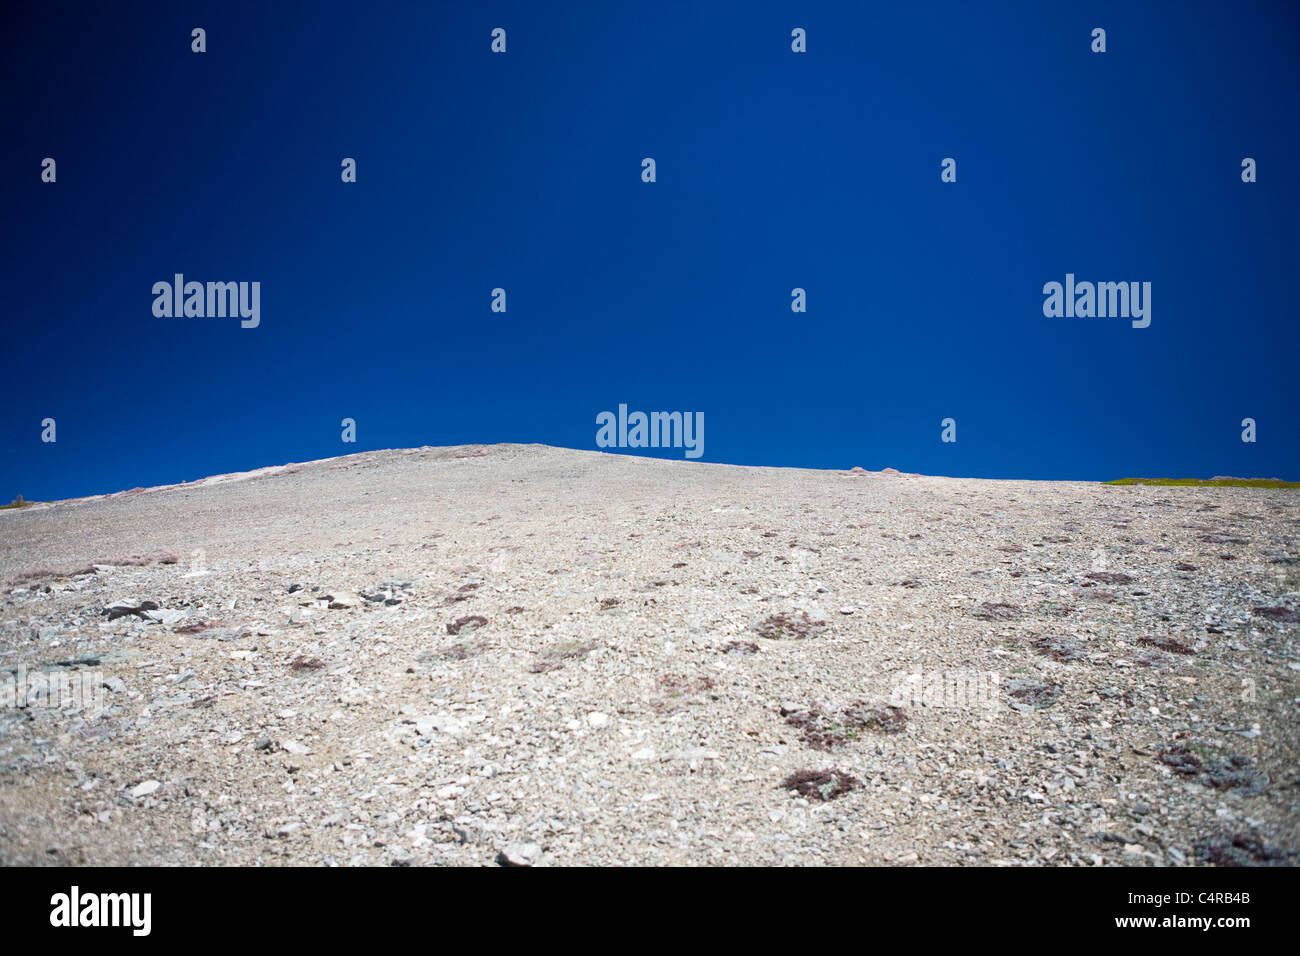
left=104, top=600, right=159, bottom=621
left=496, top=841, right=541, bottom=867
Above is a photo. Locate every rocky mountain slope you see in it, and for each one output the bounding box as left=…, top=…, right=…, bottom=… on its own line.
left=1, top=444, right=1296, bottom=865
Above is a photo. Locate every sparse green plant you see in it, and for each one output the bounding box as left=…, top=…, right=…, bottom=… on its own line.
left=1105, top=477, right=1299, bottom=488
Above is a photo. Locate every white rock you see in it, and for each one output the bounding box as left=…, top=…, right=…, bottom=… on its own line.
left=587, top=712, right=610, bottom=728
left=130, top=780, right=161, bottom=798
left=280, top=740, right=310, bottom=755
left=143, top=608, right=190, bottom=627
left=416, top=714, right=468, bottom=738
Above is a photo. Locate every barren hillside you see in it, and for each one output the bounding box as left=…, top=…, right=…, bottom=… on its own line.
left=1, top=444, right=1296, bottom=865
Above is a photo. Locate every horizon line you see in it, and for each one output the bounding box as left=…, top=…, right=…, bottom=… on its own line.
left=5, top=443, right=1296, bottom=509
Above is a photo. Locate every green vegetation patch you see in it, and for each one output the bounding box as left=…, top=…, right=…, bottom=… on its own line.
left=1105, top=478, right=1300, bottom=489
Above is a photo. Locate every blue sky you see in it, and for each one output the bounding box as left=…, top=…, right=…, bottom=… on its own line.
left=2, top=1, right=1297, bottom=501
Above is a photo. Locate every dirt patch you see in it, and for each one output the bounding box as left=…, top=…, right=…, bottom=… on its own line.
left=1005, top=678, right=1060, bottom=708
left=720, top=640, right=759, bottom=655
left=440, top=641, right=485, bottom=661
left=529, top=640, right=598, bottom=673
left=1199, top=534, right=1249, bottom=545
left=651, top=673, right=717, bottom=713
left=440, top=584, right=480, bottom=607
left=1195, top=832, right=1291, bottom=867
left=780, top=768, right=859, bottom=801
left=446, top=615, right=487, bottom=635
left=1138, top=635, right=1195, bottom=655
left=974, top=602, right=1022, bottom=622
left=1253, top=606, right=1300, bottom=623
left=786, top=701, right=907, bottom=750
left=1158, top=745, right=1269, bottom=794
left=752, top=611, right=826, bottom=640
left=1033, top=634, right=1084, bottom=662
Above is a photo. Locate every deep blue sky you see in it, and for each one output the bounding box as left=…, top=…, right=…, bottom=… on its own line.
left=3, top=1, right=1297, bottom=501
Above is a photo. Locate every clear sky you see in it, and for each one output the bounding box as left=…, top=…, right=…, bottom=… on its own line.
left=3, top=1, right=1297, bottom=501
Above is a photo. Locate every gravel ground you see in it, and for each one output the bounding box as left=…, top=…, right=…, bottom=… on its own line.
left=1, top=444, right=1297, bottom=866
